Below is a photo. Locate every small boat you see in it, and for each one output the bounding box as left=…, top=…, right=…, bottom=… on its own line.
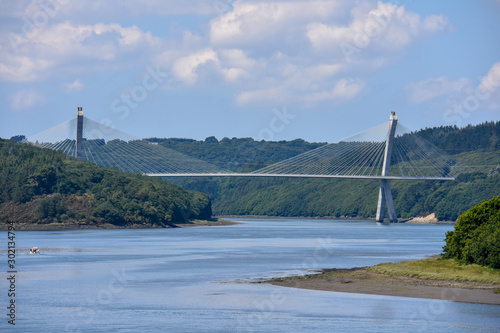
left=29, top=247, right=41, bottom=254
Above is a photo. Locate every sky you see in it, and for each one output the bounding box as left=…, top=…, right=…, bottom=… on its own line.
left=0, top=0, right=499, bottom=143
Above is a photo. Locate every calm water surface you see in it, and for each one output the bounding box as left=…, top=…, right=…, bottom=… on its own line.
left=1, top=218, right=499, bottom=332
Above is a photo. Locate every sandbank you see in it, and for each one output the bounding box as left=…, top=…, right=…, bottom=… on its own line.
left=265, top=267, right=500, bottom=305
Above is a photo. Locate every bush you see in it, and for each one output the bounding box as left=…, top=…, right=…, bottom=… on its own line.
left=442, top=197, right=500, bottom=268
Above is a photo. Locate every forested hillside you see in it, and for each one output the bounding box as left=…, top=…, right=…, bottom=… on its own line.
left=159, top=121, right=500, bottom=221
left=152, top=122, right=499, bottom=172
left=148, top=137, right=324, bottom=172
left=0, top=139, right=212, bottom=227
left=3, top=121, right=498, bottom=225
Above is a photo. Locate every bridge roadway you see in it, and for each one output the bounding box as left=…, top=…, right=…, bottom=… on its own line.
left=145, top=173, right=454, bottom=181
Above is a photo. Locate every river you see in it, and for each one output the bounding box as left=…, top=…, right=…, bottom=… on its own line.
left=1, top=218, right=499, bottom=332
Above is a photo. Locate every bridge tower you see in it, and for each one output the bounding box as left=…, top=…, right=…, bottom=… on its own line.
left=75, top=106, right=83, bottom=158
left=376, top=111, right=398, bottom=222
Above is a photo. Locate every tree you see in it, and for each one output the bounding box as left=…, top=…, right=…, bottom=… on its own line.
left=10, top=135, right=26, bottom=142
left=204, top=136, right=218, bottom=143
left=442, top=197, right=500, bottom=269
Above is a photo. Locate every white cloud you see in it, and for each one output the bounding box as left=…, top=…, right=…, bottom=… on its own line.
left=228, top=59, right=350, bottom=105
left=64, top=79, right=84, bottom=93
left=219, top=49, right=257, bottom=69
left=235, top=76, right=364, bottom=105
left=0, top=55, right=52, bottom=82
left=9, top=89, right=46, bottom=109
left=478, top=62, right=500, bottom=109
left=406, top=76, right=469, bottom=104
left=0, top=0, right=453, bottom=108
left=93, top=23, right=159, bottom=47
left=307, top=2, right=449, bottom=53
left=422, top=15, right=449, bottom=33
left=217, top=49, right=258, bottom=82
left=210, top=1, right=343, bottom=45
left=406, top=63, right=500, bottom=109
left=221, top=67, right=248, bottom=82
left=33, top=22, right=160, bottom=58
left=306, top=64, right=343, bottom=79
left=306, top=78, right=365, bottom=102
left=172, top=49, right=219, bottom=84
left=0, top=22, right=160, bottom=82
left=479, top=62, right=500, bottom=96
left=236, top=87, right=288, bottom=105
left=331, top=78, right=365, bottom=99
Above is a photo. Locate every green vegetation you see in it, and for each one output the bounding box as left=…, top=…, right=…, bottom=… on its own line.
left=367, top=257, right=500, bottom=284
left=149, top=137, right=323, bottom=172
left=442, top=197, right=500, bottom=269
left=162, top=121, right=499, bottom=220
left=3, top=121, right=498, bottom=225
left=0, top=139, right=212, bottom=227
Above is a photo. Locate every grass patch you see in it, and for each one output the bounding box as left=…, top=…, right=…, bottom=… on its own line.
left=367, top=257, right=500, bottom=284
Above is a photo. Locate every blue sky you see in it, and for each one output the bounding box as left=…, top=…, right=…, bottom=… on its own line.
left=1, top=0, right=499, bottom=143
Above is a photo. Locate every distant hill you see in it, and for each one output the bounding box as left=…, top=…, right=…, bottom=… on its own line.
left=0, top=139, right=212, bottom=228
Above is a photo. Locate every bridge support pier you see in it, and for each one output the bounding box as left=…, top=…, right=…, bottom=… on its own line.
left=376, top=179, right=397, bottom=222
left=376, top=111, right=398, bottom=222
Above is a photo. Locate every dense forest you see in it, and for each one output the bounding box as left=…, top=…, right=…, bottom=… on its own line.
left=157, top=121, right=500, bottom=221
left=0, top=138, right=212, bottom=227
left=148, top=137, right=324, bottom=172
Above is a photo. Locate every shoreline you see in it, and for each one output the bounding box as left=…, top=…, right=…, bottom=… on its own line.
left=1, top=216, right=455, bottom=231
left=216, top=215, right=455, bottom=224
left=173, top=219, right=241, bottom=228
left=264, top=267, right=500, bottom=305
left=0, top=218, right=239, bottom=231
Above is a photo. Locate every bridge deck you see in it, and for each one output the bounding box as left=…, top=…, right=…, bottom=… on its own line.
left=145, top=173, right=454, bottom=181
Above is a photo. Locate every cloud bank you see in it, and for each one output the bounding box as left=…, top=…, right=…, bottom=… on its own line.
left=1, top=0, right=453, bottom=107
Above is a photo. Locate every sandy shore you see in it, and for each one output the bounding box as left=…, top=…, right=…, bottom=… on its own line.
left=265, top=267, right=500, bottom=305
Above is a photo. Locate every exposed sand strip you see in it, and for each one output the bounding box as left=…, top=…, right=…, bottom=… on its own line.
left=265, top=267, right=500, bottom=305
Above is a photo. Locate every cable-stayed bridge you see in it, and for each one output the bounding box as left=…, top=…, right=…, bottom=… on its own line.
left=26, top=108, right=457, bottom=222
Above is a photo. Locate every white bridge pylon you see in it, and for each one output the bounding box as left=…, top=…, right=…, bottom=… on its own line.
left=376, top=111, right=398, bottom=222
left=26, top=108, right=456, bottom=222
